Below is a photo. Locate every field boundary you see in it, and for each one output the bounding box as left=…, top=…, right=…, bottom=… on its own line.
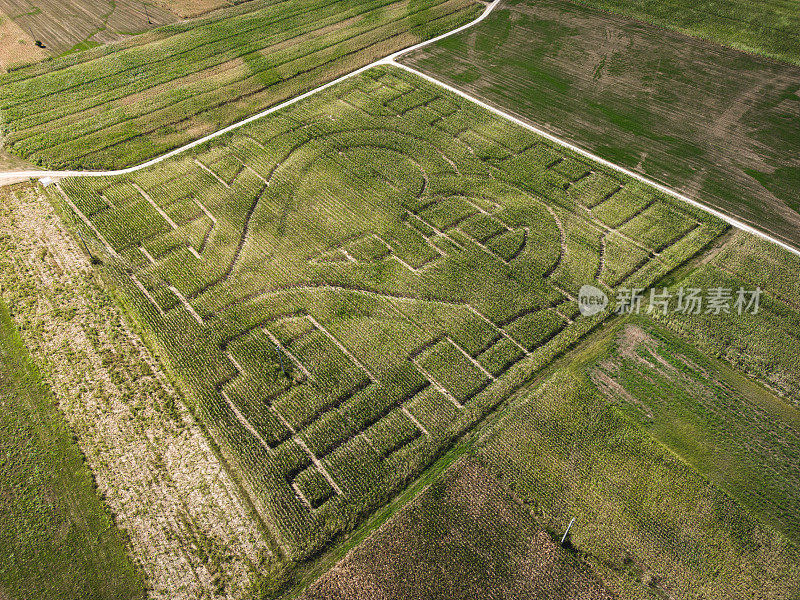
left=0, top=1, right=499, bottom=179
left=2, top=0, right=798, bottom=260
left=388, top=59, right=800, bottom=259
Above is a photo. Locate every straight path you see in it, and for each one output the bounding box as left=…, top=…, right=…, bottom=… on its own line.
left=2, top=0, right=798, bottom=259
left=390, top=60, right=800, bottom=259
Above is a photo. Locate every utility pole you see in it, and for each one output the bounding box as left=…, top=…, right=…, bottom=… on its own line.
left=76, top=229, right=96, bottom=263
left=561, top=517, right=576, bottom=546
left=144, top=2, right=152, bottom=24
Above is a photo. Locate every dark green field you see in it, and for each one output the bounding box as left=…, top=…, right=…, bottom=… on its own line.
left=0, top=299, right=145, bottom=600
left=400, top=0, right=800, bottom=251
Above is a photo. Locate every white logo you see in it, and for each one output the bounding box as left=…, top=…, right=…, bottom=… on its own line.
left=578, top=285, right=608, bottom=317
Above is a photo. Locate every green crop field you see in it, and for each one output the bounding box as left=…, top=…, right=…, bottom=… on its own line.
left=399, top=0, right=800, bottom=251
left=300, top=458, right=615, bottom=599
left=477, top=369, right=800, bottom=600
left=47, top=64, right=726, bottom=564
left=0, top=0, right=481, bottom=169
left=587, top=319, right=800, bottom=544
left=654, top=231, right=800, bottom=405
left=2, top=0, right=799, bottom=596
left=0, top=298, right=145, bottom=600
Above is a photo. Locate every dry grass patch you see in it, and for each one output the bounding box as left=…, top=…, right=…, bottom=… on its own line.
left=0, top=182, right=273, bottom=600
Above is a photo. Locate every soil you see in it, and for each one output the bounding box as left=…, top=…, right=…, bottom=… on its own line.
left=0, top=9, right=46, bottom=70
left=151, top=0, right=239, bottom=19
left=0, top=0, right=176, bottom=55
left=0, top=148, right=36, bottom=171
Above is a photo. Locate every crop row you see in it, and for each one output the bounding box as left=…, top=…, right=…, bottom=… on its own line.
left=1, top=0, right=481, bottom=168
left=46, top=65, right=726, bottom=559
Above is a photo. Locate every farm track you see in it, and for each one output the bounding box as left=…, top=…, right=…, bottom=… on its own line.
left=1, top=1, right=795, bottom=262
left=17, top=64, right=731, bottom=577
left=0, top=0, right=497, bottom=180
left=44, top=4, right=475, bottom=164
left=2, top=2, right=797, bottom=595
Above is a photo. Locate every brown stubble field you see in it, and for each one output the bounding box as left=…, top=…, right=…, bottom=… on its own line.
left=400, top=0, right=800, bottom=251
left=0, top=8, right=46, bottom=70
left=0, top=0, right=176, bottom=55
left=300, top=458, right=615, bottom=600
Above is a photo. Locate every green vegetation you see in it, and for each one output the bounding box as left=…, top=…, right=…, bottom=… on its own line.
left=2, top=1, right=797, bottom=596
left=0, top=299, right=145, bottom=599
left=478, top=370, right=800, bottom=599
left=400, top=0, right=800, bottom=251
left=60, top=39, right=103, bottom=56
left=570, top=0, right=800, bottom=65
left=49, top=65, right=724, bottom=565
left=0, top=0, right=481, bottom=169
left=588, top=320, right=800, bottom=543
left=655, top=231, right=800, bottom=404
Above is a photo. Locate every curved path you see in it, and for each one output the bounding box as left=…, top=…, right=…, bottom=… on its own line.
left=0, top=2, right=501, bottom=180
left=2, top=0, right=798, bottom=259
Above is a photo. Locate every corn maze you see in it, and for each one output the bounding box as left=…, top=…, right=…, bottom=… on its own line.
left=51, top=65, right=726, bottom=559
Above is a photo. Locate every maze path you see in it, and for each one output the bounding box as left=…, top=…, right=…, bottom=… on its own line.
left=52, top=66, right=726, bottom=556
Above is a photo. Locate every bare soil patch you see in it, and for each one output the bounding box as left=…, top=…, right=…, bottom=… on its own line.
left=0, top=0, right=176, bottom=55
left=0, top=147, right=35, bottom=171
left=0, top=9, right=46, bottom=70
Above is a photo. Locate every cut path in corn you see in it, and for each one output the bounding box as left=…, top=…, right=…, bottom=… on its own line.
left=1, top=0, right=797, bottom=260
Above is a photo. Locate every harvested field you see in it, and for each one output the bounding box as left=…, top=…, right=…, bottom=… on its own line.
left=0, top=0, right=175, bottom=56
left=47, top=65, right=725, bottom=569
left=480, top=370, right=800, bottom=599
left=590, top=321, right=800, bottom=544
left=0, top=182, right=272, bottom=599
left=400, top=0, right=800, bottom=251
left=300, top=458, right=615, bottom=600
left=0, top=0, right=483, bottom=169
left=0, top=9, right=46, bottom=70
